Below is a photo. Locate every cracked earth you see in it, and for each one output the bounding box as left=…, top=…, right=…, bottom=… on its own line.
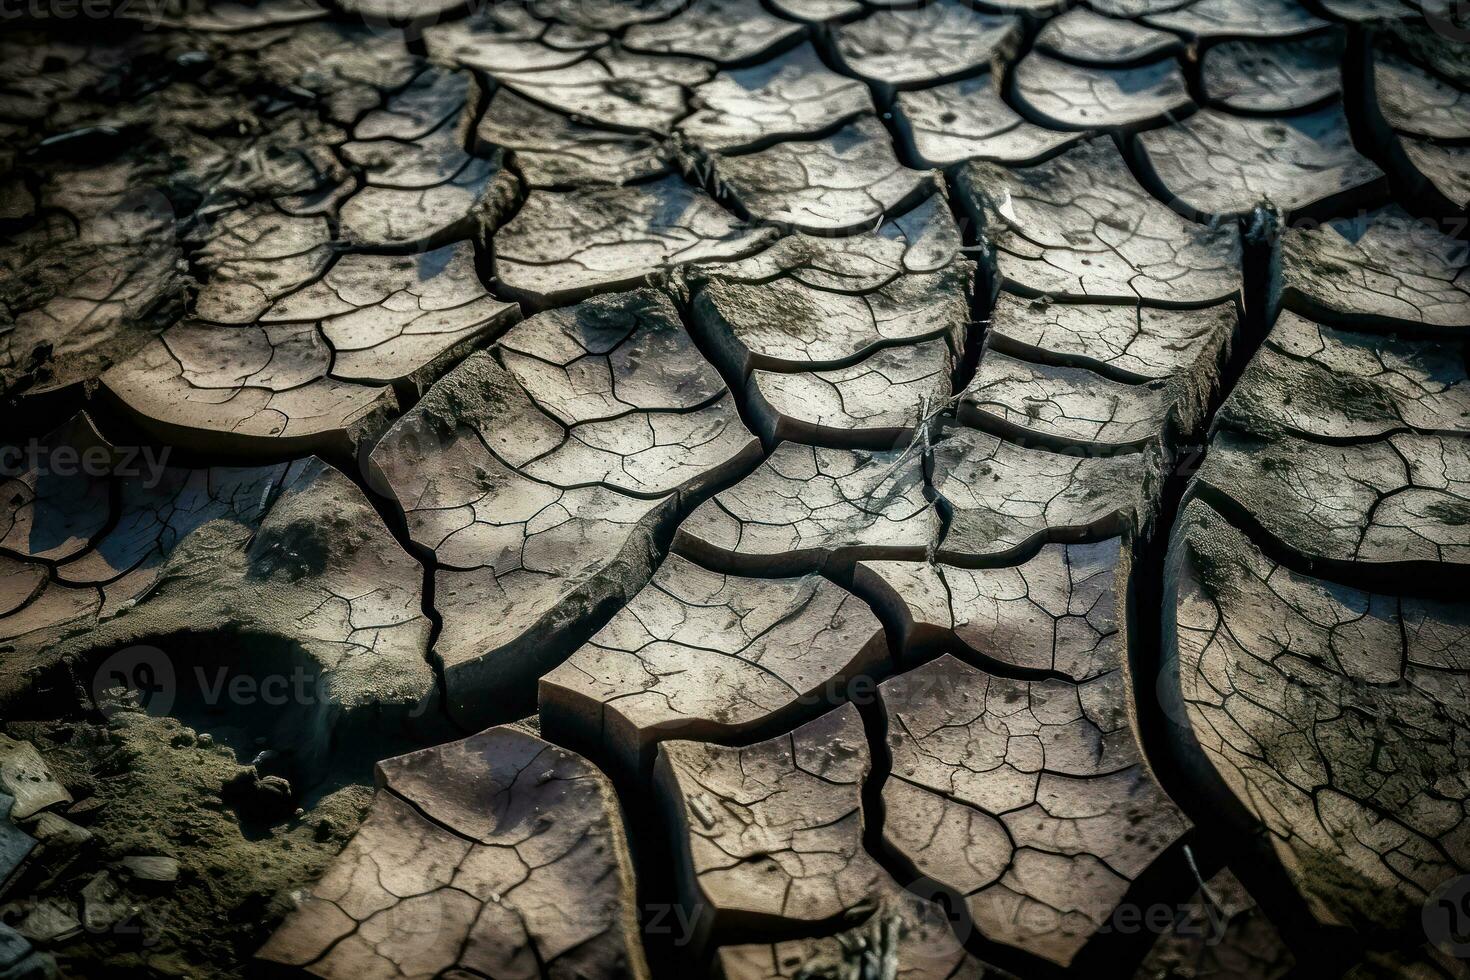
left=0, top=1, right=1468, bottom=978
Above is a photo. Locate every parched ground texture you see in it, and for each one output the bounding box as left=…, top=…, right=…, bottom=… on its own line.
left=0, top=0, right=1468, bottom=978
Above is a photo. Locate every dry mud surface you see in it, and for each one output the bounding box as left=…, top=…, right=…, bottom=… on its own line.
left=0, top=1, right=1468, bottom=978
